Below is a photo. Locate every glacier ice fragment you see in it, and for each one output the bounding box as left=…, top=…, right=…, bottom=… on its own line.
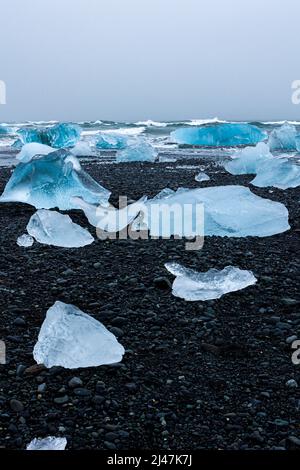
left=17, top=234, right=34, bottom=247
left=17, top=143, right=56, bottom=163
left=165, top=263, right=257, bottom=301
left=171, top=123, right=267, bottom=147
left=116, top=140, right=158, bottom=162
left=269, top=123, right=297, bottom=151
left=225, top=142, right=300, bottom=189
left=33, top=301, right=125, bottom=369
left=71, top=141, right=95, bottom=157
left=26, top=436, right=67, bottom=451
left=135, top=185, right=289, bottom=237
left=27, top=210, right=94, bottom=248
left=0, top=149, right=111, bottom=210
left=17, top=123, right=81, bottom=148
left=95, top=133, right=128, bottom=150
left=195, top=172, right=210, bottom=182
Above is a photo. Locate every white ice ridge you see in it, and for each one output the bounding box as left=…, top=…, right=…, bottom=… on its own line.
left=16, top=143, right=56, bottom=163
left=72, top=196, right=147, bottom=232
left=33, top=301, right=125, bottom=369
left=26, top=436, right=67, bottom=450
left=165, top=263, right=257, bottom=301
left=27, top=210, right=94, bottom=248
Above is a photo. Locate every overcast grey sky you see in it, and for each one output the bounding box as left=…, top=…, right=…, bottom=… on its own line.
left=0, top=0, right=299, bottom=122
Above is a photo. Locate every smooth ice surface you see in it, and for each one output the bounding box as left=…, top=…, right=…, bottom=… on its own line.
left=71, top=141, right=95, bottom=157
left=165, top=263, right=257, bottom=301
left=269, top=123, right=297, bottom=151
left=33, top=301, right=125, bottom=369
left=195, top=172, right=210, bottom=182
left=17, top=234, right=34, bottom=247
left=17, top=143, right=56, bottom=163
left=135, top=185, right=289, bottom=237
left=225, top=142, right=300, bottom=189
left=0, top=149, right=111, bottom=210
left=95, top=133, right=128, bottom=150
left=17, top=123, right=81, bottom=148
left=171, top=123, right=267, bottom=147
left=26, top=437, right=67, bottom=451
left=116, top=140, right=158, bottom=162
left=27, top=210, right=94, bottom=248
left=73, top=196, right=146, bottom=232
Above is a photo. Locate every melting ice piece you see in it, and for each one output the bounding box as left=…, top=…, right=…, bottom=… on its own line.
left=136, top=185, right=289, bottom=237
left=195, top=172, right=210, bottom=182
left=71, top=141, right=95, bottom=157
left=26, top=436, right=67, bottom=451
left=27, top=210, right=94, bottom=248
left=95, top=133, right=128, bottom=150
left=165, top=263, right=257, bottom=301
left=17, top=234, right=34, bottom=247
left=225, top=142, right=300, bottom=189
left=11, top=139, right=23, bottom=150
left=17, top=143, right=56, bottom=163
left=33, top=301, right=125, bottom=369
left=171, top=123, right=267, bottom=147
left=17, top=123, right=81, bottom=148
left=269, top=123, right=297, bottom=151
left=116, top=140, right=158, bottom=162
left=72, top=196, right=147, bottom=232
left=0, top=149, right=111, bottom=210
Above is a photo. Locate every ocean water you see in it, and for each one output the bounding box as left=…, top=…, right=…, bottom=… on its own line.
left=0, top=119, right=300, bottom=167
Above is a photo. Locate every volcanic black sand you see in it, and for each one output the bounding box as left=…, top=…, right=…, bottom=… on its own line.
left=0, top=157, right=299, bottom=450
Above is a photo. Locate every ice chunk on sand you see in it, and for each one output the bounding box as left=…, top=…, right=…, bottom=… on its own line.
left=27, top=436, right=67, bottom=451
left=17, top=123, right=81, bottom=148
left=0, top=149, right=111, bottom=210
left=95, top=133, right=128, bottom=150
left=27, top=210, right=94, bottom=248
left=33, top=301, right=125, bottom=369
left=71, top=141, right=95, bottom=157
left=165, top=263, right=257, bottom=301
left=225, top=142, right=300, bottom=189
left=72, top=196, right=146, bottom=232
left=171, top=123, right=267, bottom=147
left=269, top=123, right=297, bottom=151
left=135, top=185, right=289, bottom=237
left=116, top=140, right=158, bottom=162
left=195, top=172, right=210, bottom=182
left=17, top=143, right=56, bottom=163
left=17, top=234, right=34, bottom=247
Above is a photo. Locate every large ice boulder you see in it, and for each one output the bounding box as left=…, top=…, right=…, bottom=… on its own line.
left=269, top=123, right=297, bottom=151
left=17, top=123, right=81, bottom=148
left=33, top=301, right=125, bottom=369
left=225, top=142, right=300, bottom=189
left=165, top=263, right=257, bottom=301
left=116, top=140, right=158, bottom=162
left=133, top=185, right=289, bottom=238
left=95, top=133, right=128, bottom=150
left=0, top=149, right=110, bottom=210
left=27, top=210, right=94, bottom=248
left=171, top=123, right=267, bottom=147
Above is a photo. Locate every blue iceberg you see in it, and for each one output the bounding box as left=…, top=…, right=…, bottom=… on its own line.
left=17, top=123, right=81, bottom=148
left=0, top=149, right=110, bottom=210
left=170, top=123, right=267, bottom=147
left=0, top=125, right=13, bottom=135
left=269, top=123, right=297, bottom=151
left=116, top=140, right=158, bottom=162
left=133, top=185, right=289, bottom=238
left=225, top=143, right=300, bottom=189
left=95, top=133, right=128, bottom=150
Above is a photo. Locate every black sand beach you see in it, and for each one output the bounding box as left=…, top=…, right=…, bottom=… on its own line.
left=0, top=157, right=299, bottom=450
